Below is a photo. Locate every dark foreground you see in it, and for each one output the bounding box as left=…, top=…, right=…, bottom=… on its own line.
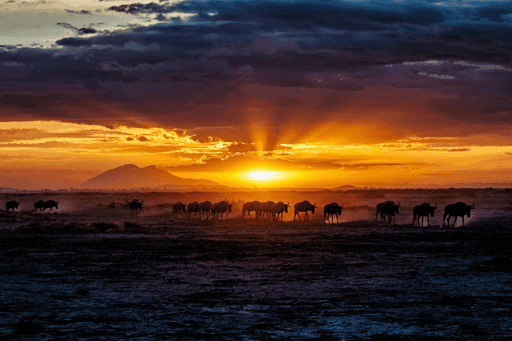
left=1, top=215, right=512, bottom=340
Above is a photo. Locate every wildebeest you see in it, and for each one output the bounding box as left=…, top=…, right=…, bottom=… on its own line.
left=43, top=200, right=59, bottom=212
left=443, top=202, right=475, bottom=228
left=211, top=201, right=232, bottom=221
left=258, top=201, right=275, bottom=221
left=412, top=203, right=437, bottom=227
left=271, top=202, right=290, bottom=222
left=198, top=201, right=212, bottom=220
left=187, top=202, right=199, bottom=218
left=294, top=201, right=316, bottom=221
left=242, top=201, right=261, bottom=219
left=124, top=199, right=143, bottom=218
left=324, top=202, right=343, bottom=224
left=107, top=202, right=116, bottom=209
left=376, top=201, right=400, bottom=225
left=34, top=200, right=44, bottom=212
left=172, top=202, right=186, bottom=218
left=5, top=201, right=20, bottom=211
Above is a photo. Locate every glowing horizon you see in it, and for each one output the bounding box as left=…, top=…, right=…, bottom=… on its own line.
left=1, top=119, right=512, bottom=190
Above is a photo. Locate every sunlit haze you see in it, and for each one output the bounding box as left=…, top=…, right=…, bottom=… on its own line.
left=248, top=171, right=276, bottom=181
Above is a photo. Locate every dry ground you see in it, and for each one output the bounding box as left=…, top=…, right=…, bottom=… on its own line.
left=1, top=191, right=512, bottom=340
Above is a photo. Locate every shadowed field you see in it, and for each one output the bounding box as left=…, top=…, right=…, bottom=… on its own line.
left=1, top=214, right=512, bottom=339
left=1, top=189, right=512, bottom=339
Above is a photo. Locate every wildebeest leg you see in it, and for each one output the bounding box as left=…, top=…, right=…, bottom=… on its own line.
left=453, top=216, right=457, bottom=228
left=336, top=214, right=339, bottom=224
left=427, top=215, right=430, bottom=227
left=462, top=215, right=465, bottom=227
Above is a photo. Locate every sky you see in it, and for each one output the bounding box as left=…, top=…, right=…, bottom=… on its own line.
left=1, top=0, right=512, bottom=189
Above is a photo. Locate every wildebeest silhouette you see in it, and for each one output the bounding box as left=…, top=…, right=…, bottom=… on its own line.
left=124, top=199, right=143, bottom=218
left=212, top=201, right=232, bottom=221
left=187, top=202, right=199, bottom=218
left=258, top=201, right=276, bottom=221
left=43, top=200, right=59, bottom=212
left=324, top=202, right=343, bottom=224
left=412, top=203, right=437, bottom=227
left=5, top=201, right=20, bottom=211
left=198, top=201, right=212, bottom=220
left=294, top=201, right=316, bottom=221
left=34, top=200, right=44, bottom=212
left=376, top=201, right=400, bottom=225
left=242, top=201, right=261, bottom=219
left=271, top=202, right=290, bottom=222
left=172, top=202, right=186, bottom=218
left=443, top=202, right=475, bottom=228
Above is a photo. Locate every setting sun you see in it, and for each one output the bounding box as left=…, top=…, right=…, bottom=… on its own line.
left=248, top=171, right=276, bottom=181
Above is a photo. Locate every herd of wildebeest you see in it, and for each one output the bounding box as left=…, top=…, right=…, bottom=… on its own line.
left=3, top=198, right=476, bottom=228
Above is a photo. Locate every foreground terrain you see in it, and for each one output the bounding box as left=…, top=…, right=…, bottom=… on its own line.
left=1, top=189, right=512, bottom=340
left=1, top=213, right=512, bottom=340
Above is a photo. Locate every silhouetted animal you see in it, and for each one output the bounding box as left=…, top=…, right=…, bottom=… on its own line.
left=198, top=201, right=213, bottom=220
left=324, top=202, right=343, bottom=224
left=34, top=200, right=44, bottom=212
left=413, top=203, right=437, bottom=227
left=376, top=201, right=400, bottom=225
left=107, top=202, right=116, bottom=209
left=43, top=200, right=59, bottom=212
left=443, top=202, right=475, bottom=228
left=271, top=202, right=290, bottom=222
left=124, top=199, right=143, bottom=218
left=258, top=201, right=275, bottom=221
left=242, top=201, right=261, bottom=219
left=294, top=201, right=316, bottom=221
left=5, top=201, right=20, bottom=211
left=172, top=202, right=186, bottom=217
left=187, top=202, right=199, bottom=218
left=212, top=201, right=232, bottom=221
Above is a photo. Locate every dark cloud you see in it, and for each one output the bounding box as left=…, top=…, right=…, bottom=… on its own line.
left=1, top=0, right=512, bottom=153
left=55, top=37, right=93, bottom=47
left=57, top=23, right=97, bottom=36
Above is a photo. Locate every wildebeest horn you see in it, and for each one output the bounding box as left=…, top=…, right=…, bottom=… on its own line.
left=397, top=203, right=401, bottom=206
left=471, top=202, right=475, bottom=208
left=434, top=203, right=437, bottom=209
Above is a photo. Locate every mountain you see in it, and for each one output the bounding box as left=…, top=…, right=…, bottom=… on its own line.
left=78, top=164, right=221, bottom=190
left=331, top=185, right=360, bottom=190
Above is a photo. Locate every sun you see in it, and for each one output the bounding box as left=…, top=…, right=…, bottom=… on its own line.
left=248, top=171, right=276, bottom=181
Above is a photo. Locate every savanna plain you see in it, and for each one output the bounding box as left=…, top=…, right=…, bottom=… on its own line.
left=1, top=188, right=512, bottom=340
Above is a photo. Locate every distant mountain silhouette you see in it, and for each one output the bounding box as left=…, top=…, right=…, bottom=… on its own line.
left=78, top=164, right=220, bottom=189
left=331, top=185, right=359, bottom=190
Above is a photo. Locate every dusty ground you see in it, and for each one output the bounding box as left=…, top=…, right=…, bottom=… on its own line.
left=1, top=191, right=512, bottom=340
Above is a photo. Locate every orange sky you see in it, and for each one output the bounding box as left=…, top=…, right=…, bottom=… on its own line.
left=1, top=117, right=512, bottom=190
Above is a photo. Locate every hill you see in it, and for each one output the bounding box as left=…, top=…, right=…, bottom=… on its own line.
left=78, top=164, right=221, bottom=190
left=331, top=185, right=360, bottom=190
